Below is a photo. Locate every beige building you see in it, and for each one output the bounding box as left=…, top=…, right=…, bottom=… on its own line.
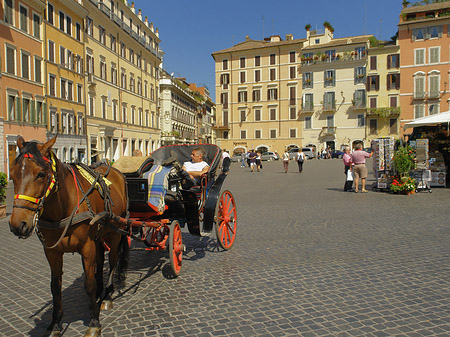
left=84, top=0, right=161, bottom=163
left=300, top=26, right=373, bottom=151
left=212, top=34, right=306, bottom=155
left=366, top=43, right=401, bottom=142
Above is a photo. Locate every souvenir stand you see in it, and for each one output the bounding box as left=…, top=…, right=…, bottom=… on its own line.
left=410, top=139, right=432, bottom=193
left=371, top=137, right=395, bottom=191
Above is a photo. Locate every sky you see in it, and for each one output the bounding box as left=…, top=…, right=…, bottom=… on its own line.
left=134, top=0, right=404, bottom=100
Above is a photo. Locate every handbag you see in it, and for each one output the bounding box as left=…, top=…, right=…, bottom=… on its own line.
left=346, top=170, right=353, bottom=181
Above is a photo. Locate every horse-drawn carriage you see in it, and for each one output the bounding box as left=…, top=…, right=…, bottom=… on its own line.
left=8, top=137, right=236, bottom=337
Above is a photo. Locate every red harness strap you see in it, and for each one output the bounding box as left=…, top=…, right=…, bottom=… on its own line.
left=23, top=153, right=51, bottom=163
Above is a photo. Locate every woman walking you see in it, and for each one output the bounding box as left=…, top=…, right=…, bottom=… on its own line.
left=282, top=149, right=289, bottom=173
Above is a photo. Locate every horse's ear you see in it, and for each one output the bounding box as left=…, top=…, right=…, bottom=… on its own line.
left=17, top=136, right=25, bottom=150
left=40, top=136, right=57, bottom=156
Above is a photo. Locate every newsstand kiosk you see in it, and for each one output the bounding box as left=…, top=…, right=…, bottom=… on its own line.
left=371, top=137, right=395, bottom=191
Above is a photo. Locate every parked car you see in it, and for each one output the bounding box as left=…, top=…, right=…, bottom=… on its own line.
left=230, top=154, right=243, bottom=162
left=331, top=150, right=344, bottom=159
left=261, top=151, right=279, bottom=161
left=289, top=147, right=315, bottom=160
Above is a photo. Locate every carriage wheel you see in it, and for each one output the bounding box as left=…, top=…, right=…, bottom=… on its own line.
left=168, top=220, right=183, bottom=277
left=215, top=190, right=237, bottom=250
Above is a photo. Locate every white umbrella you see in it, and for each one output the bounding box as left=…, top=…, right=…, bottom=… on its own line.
left=404, top=111, right=450, bottom=129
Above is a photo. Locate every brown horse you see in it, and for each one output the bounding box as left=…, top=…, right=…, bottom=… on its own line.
left=9, top=136, right=129, bottom=337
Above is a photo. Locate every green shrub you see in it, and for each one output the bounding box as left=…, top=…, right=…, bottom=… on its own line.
left=0, top=172, right=7, bottom=204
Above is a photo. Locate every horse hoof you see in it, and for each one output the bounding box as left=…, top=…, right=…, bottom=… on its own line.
left=84, top=327, right=101, bottom=337
left=101, top=299, right=113, bottom=311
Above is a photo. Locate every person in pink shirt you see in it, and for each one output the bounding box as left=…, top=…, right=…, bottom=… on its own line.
left=342, top=146, right=353, bottom=192
left=351, top=143, right=372, bottom=193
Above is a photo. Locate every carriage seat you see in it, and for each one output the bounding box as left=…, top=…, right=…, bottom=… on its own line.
left=112, top=156, right=154, bottom=177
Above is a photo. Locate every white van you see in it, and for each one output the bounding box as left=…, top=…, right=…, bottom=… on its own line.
left=288, top=147, right=315, bottom=160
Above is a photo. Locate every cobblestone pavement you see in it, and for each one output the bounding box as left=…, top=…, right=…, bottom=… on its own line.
left=0, top=158, right=449, bottom=337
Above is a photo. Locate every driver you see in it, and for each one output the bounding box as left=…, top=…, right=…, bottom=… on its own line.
left=182, top=147, right=210, bottom=183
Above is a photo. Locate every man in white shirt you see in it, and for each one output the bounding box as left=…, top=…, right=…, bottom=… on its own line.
left=182, top=147, right=210, bottom=183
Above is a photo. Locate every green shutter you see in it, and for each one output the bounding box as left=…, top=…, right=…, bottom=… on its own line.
left=16, top=97, right=21, bottom=121
left=31, top=100, right=36, bottom=123
left=22, top=98, right=27, bottom=122
left=43, top=102, right=47, bottom=125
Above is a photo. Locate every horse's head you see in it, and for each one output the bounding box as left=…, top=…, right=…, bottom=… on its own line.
left=9, top=136, right=57, bottom=238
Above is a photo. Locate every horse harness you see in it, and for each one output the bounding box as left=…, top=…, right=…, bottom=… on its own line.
left=13, top=152, right=118, bottom=248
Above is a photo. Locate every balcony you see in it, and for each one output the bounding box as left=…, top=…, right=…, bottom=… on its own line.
left=99, top=2, right=110, bottom=17
left=122, top=23, right=132, bottom=35
left=354, top=75, right=366, bottom=84
left=429, top=90, right=440, bottom=99
left=139, top=36, right=146, bottom=46
left=324, top=77, right=335, bottom=87
left=302, top=80, right=313, bottom=89
left=414, top=91, right=425, bottom=99
left=131, top=31, right=139, bottom=41
left=213, top=123, right=230, bottom=130
left=353, top=99, right=366, bottom=109
left=301, top=51, right=366, bottom=66
left=112, top=13, right=122, bottom=26
left=302, top=102, right=314, bottom=112
left=323, top=103, right=336, bottom=112
left=322, top=126, right=336, bottom=135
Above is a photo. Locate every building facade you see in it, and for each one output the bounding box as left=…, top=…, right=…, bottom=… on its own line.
left=84, top=0, right=162, bottom=162
left=399, top=2, right=450, bottom=136
left=1, top=0, right=47, bottom=175
left=212, top=34, right=306, bottom=155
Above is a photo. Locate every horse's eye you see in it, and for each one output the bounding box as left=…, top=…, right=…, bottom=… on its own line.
left=36, top=172, right=46, bottom=180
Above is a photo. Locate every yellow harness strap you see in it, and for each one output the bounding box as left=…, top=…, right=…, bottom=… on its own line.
left=76, top=165, right=112, bottom=191
left=14, top=177, right=56, bottom=204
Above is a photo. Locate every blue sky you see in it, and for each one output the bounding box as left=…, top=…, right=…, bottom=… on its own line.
left=134, top=0, right=403, bottom=100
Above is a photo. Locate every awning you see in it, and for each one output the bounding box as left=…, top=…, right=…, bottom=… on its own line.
left=404, top=111, right=450, bottom=130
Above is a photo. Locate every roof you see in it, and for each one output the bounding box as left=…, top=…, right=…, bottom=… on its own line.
left=302, top=35, right=372, bottom=51
left=212, top=37, right=306, bottom=57
left=401, top=2, right=450, bottom=15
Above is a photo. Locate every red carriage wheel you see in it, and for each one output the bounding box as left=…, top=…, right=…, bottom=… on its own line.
left=215, top=190, right=237, bottom=250
left=168, top=220, right=183, bottom=277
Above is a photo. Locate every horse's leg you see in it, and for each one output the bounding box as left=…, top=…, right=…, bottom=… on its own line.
left=95, top=239, right=105, bottom=300
left=44, top=249, right=64, bottom=336
left=101, top=233, right=122, bottom=311
left=117, top=234, right=130, bottom=290
left=81, top=239, right=101, bottom=337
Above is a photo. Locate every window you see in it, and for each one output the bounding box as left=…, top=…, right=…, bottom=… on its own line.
left=240, top=130, right=246, bottom=139
left=268, top=88, right=278, bottom=100
left=34, top=57, right=41, bottom=83
left=99, top=26, right=106, bottom=45
left=323, top=92, right=335, bottom=110
left=255, top=70, right=261, bottom=82
left=370, top=97, right=377, bottom=109
left=122, top=105, right=127, bottom=122
left=370, top=55, right=377, bottom=70
left=252, top=89, right=261, bottom=102
left=357, top=114, right=365, bottom=127
left=21, top=52, right=29, bottom=79
left=427, top=26, right=442, bottom=39
left=369, top=119, right=377, bottom=135
left=238, top=91, right=247, bottom=103
left=414, top=49, right=425, bottom=65
left=22, top=98, right=30, bottom=122
left=414, top=104, right=424, bottom=119
left=302, top=52, right=313, bottom=65
left=61, top=79, right=67, bottom=99
left=355, top=47, right=366, bottom=60
left=269, top=108, right=276, bottom=120
left=270, top=53, right=276, bottom=65
left=387, top=73, right=400, bottom=90
left=136, top=55, right=141, bottom=68
left=429, top=47, right=440, bottom=64
left=36, top=101, right=43, bottom=124
left=355, top=67, right=366, bottom=84
left=240, top=71, right=246, bottom=83
left=255, top=55, right=260, bottom=67
left=368, top=75, right=379, bottom=91
left=67, top=81, right=73, bottom=100
left=240, top=57, right=245, bottom=68
left=220, top=73, right=230, bottom=87
left=429, top=103, right=439, bottom=115
left=303, top=72, right=313, bottom=89
left=101, top=97, right=107, bottom=119
left=290, top=129, right=296, bottom=138
left=289, top=87, right=296, bottom=105
left=255, top=130, right=261, bottom=139
left=289, top=66, right=296, bottom=79
left=77, top=84, right=82, bottom=103
left=222, top=59, right=228, bottom=70
left=429, top=75, right=440, bottom=98
left=76, top=23, right=81, bottom=41
left=270, top=68, right=276, bottom=81
left=255, top=109, right=261, bottom=121
left=305, top=116, right=311, bottom=129
left=8, top=95, right=16, bottom=120
left=59, top=11, right=64, bottom=30
left=66, top=16, right=71, bottom=36
left=240, top=110, right=246, bottom=122
left=220, top=93, right=228, bottom=107
left=326, top=115, right=334, bottom=127
left=303, top=93, right=314, bottom=111
left=387, top=54, right=400, bottom=68
left=120, top=43, right=125, bottom=58
left=270, top=129, right=277, bottom=138
left=100, top=59, right=106, bottom=80
left=19, top=5, right=28, bottom=32
left=86, top=17, right=93, bottom=36
left=324, top=69, right=335, bottom=87
left=325, top=50, right=336, bottom=62
left=60, top=46, right=66, bottom=66
left=389, top=119, right=397, bottom=134
left=33, top=13, right=41, bottom=38
left=5, top=0, right=14, bottom=24
left=390, top=96, right=398, bottom=108
left=412, top=28, right=425, bottom=41
left=6, top=45, right=15, bottom=74
left=414, top=76, right=425, bottom=99
left=49, top=74, right=56, bottom=96
left=111, top=64, right=117, bottom=85
left=289, top=51, right=295, bottom=63
left=353, top=90, right=366, bottom=108
left=121, top=71, right=126, bottom=88
left=290, top=107, right=296, bottom=120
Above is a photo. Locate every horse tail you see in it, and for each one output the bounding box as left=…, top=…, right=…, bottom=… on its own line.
left=117, top=233, right=129, bottom=290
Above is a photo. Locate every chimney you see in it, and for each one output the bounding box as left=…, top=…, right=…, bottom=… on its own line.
left=144, top=16, right=149, bottom=27
left=150, top=22, right=154, bottom=33
left=130, top=2, right=135, bottom=14
left=245, top=35, right=250, bottom=41
left=156, top=28, right=159, bottom=38
left=138, top=9, right=142, bottom=20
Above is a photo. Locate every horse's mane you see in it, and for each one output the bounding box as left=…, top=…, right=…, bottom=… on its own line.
left=14, top=140, right=51, bottom=168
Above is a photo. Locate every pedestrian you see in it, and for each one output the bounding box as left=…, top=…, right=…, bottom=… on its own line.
left=342, top=146, right=353, bottom=192
left=282, top=149, right=289, bottom=173
left=296, top=149, right=306, bottom=173
left=256, top=151, right=262, bottom=171
left=351, top=143, right=372, bottom=193
left=248, top=149, right=257, bottom=172
left=322, top=148, right=327, bottom=159
left=222, top=149, right=230, bottom=160
left=240, top=152, right=246, bottom=168
left=246, top=151, right=251, bottom=167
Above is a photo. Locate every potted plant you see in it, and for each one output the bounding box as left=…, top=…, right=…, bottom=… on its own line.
left=0, top=172, right=7, bottom=218
left=390, top=176, right=416, bottom=195
left=393, top=145, right=415, bottom=180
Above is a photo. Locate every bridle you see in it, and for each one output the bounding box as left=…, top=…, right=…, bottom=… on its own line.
left=13, top=152, right=57, bottom=238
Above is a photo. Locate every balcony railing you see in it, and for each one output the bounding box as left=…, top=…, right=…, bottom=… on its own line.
left=429, top=90, right=440, bottom=98
left=303, top=103, right=314, bottom=112
left=301, top=52, right=366, bottom=65
left=353, top=99, right=366, bottom=109
left=414, top=91, right=425, bottom=99
left=139, top=36, right=146, bottom=46
left=99, top=2, right=110, bottom=17
left=354, top=75, right=366, bottom=84
left=112, top=13, right=122, bottom=26
left=323, top=103, right=336, bottom=111
left=324, top=77, right=335, bottom=87
left=302, top=81, right=313, bottom=89
left=213, top=123, right=230, bottom=130
left=122, top=23, right=132, bottom=35
left=322, top=126, right=336, bottom=135
left=131, top=31, right=139, bottom=41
